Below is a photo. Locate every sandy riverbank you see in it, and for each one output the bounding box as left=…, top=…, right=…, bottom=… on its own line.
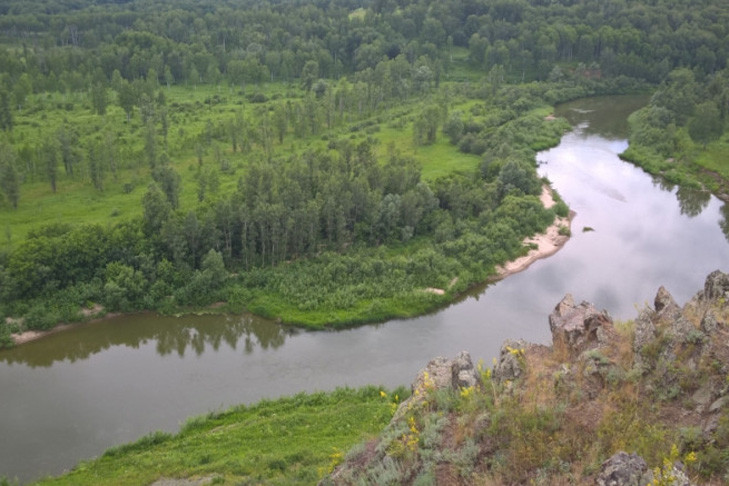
left=495, top=186, right=573, bottom=279
left=9, top=305, right=120, bottom=346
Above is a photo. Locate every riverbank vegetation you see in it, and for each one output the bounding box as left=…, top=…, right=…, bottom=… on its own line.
left=26, top=386, right=406, bottom=485
left=622, top=66, right=729, bottom=198
left=1, top=0, right=729, bottom=342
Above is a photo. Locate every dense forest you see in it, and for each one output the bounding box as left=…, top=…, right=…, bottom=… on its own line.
left=1, top=0, right=729, bottom=344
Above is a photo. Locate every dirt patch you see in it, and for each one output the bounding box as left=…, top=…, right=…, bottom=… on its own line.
left=81, top=303, right=105, bottom=318
left=12, top=323, right=77, bottom=345
left=424, top=287, right=445, bottom=295
left=11, top=306, right=121, bottom=346
left=150, top=477, right=216, bottom=486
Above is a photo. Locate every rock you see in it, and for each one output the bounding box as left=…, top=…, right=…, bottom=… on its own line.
left=662, top=463, right=693, bottom=486
left=493, top=339, right=527, bottom=383
left=700, top=310, right=719, bottom=335
left=596, top=451, right=651, bottom=486
left=393, top=351, right=481, bottom=421
left=703, top=270, right=729, bottom=301
left=452, top=350, right=479, bottom=388
left=655, top=286, right=680, bottom=315
left=669, top=315, right=698, bottom=343
left=549, top=294, right=612, bottom=355
left=632, top=310, right=657, bottom=366
left=709, top=395, right=729, bottom=413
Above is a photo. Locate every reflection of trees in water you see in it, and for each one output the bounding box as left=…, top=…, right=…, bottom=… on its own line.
left=676, top=187, right=711, bottom=217
left=155, top=314, right=290, bottom=357
left=0, top=314, right=291, bottom=368
left=651, top=175, right=675, bottom=193
left=720, top=203, right=729, bottom=244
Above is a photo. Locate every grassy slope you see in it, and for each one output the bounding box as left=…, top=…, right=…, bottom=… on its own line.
left=32, top=386, right=404, bottom=486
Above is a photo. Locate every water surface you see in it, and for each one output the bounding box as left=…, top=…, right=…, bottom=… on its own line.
left=2, top=95, right=729, bottom=483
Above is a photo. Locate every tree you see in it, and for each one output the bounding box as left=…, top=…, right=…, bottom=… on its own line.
left=117, top=80, right=136, bottom=121
left=0, top=143, right=19, bottom=208
left=273, top=103, right=288, bottom=143
left=12, top=73, right=32, bottom=111
left=0, top=88, right=12, bottom=131
left=688, top=101, right=723, bottom=148
left=651, top=68, right=699, bottom=126
left=90, top=82, right=108, bottom=115
left=443, top=112, right=464, bottom=144
left=152, top=165, right=181, bottom=209
left=56, top=126, right=79, bottom=177
left=87, top=142, right=105, bottom=191
left=142, top=183, right=172, bottom=235
left=413, top=104, right=443, bottom=145
left=41, top=138, right=60, bottom=193
left=301, top=60, right=319, bottom=91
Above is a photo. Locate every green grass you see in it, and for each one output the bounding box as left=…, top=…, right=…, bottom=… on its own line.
left=33, top=386, right=404, bottom=486
left=695, top=135, right=729, bottom=179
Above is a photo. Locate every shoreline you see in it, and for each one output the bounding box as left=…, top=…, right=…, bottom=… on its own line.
left=494, top=186, right=573, bottom=279
left=9, top=188, right=572, bottom=348
left=10, top=308, right=123, bottom=346
left=494, top=211, right=573, bottom=279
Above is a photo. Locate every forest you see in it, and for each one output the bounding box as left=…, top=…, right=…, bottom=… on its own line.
left=1, top=0, right=729, bottom=344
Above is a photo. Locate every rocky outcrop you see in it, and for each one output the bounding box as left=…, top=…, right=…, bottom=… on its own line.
left=597, top=452, right=651, bottom=486
left=702, top=269, right=729, bottom=300
left=326, top=272, right=729, bottom=486
left=492, top=339, right=528, bottom=383
left=549, top=294, right=613, bottom=354
left=392, top=351, right=480, bottom=422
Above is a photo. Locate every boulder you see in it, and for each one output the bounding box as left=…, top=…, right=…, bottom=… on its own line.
left=493, top=339, right=527, bottom=383
left=655, top=286, right=681, bottom=317
left=596, top=451, right=651, bottom=486
left=703, top=270, right=729, bottom=301
left=452, top=350, right=480, bottom=389
left=393, top=351, right=481, bottom=421
left=549, top=294, right=612, bottom=355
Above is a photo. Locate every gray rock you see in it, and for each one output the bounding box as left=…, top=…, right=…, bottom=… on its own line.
left=493, top=339, right=527, bottom=383
left=393, top=351, right=481, bottom=421
left=709, top=395, right=729, bottom=413
left=700, top=310, right=719, bottom=335
left=452, top=350, right=479, bottom=388
left=703, top=270, right=729, bottom=301
left=549, top=294, right=612, bottom=355
left=668, top=315, right=698, bottom=343
left=596, top=451, right=651, bottom=486
left=633, top=310, right=657, bottom=364
left=655, top=286, right=680, bottom=316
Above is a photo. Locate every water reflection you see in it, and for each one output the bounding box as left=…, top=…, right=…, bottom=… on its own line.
left=720, top=203, right=729, bottom=244
left=0, top=313, right=294, bottom=368
left=676, top=186, right=711, bottom=217
left=559, top=95, right=648, bottom=139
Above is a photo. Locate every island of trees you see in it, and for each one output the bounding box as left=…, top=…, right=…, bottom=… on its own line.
left=1, top=0, right=729, bottom=347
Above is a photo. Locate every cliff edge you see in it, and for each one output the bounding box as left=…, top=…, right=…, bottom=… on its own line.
left=323, top=271, right=729, bottom=485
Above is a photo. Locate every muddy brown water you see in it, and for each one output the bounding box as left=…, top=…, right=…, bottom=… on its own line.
left=2, top=95, right=729, bottom=483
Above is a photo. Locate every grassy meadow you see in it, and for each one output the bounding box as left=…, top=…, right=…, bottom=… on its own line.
left=30, top=386, right=406, bottom=486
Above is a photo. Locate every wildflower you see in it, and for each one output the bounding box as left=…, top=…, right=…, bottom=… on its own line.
left=380, top=390, right=387, bottom=399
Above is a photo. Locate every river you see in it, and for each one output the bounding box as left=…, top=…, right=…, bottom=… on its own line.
left=2, top=95, right=729, bottom=483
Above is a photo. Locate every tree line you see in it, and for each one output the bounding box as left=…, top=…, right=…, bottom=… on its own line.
left=0, top=0, right=727, bottom=98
